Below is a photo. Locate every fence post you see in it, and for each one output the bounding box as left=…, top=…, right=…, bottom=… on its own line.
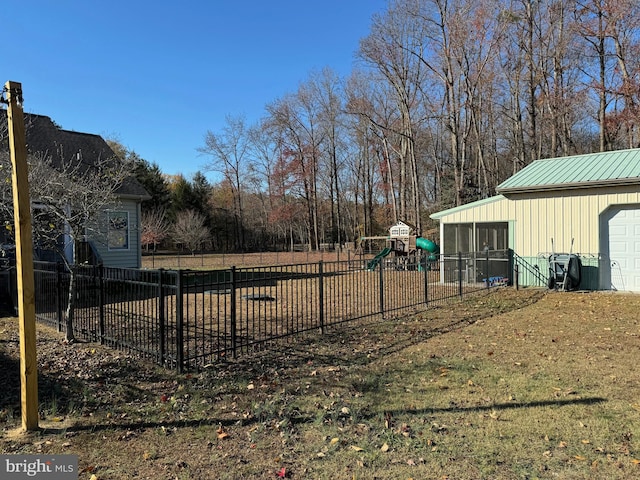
left=486, top=249, right=490, bottom=290
left=458, top=252, right=463, bottom=298
left=379, top=258, right=385, bottom=318
left=158, top=269, right=165, bottom=366
left=56, top=262, right=63, bottom=333
left=98, top=264, right=105, bottom=344
left=318, top=261, right=324, bottom=334
left=508, top=249, right=515, bottom=288
left=423, top=252, right=429, bottom=305
left=230, top=266, right=237, bottom=358
left=175, top=270, right=184, bottom=373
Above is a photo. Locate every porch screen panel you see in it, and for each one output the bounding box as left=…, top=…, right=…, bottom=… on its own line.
left=475, top=223, right=508, bottom=251
left=443, top=223, right=473, bottom=254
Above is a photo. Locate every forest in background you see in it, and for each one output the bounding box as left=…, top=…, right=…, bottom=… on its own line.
left=114, top=0, right=640, bottom=253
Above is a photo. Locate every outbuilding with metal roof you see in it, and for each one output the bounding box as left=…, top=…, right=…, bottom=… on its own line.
left=430, top=148, right=640, bottom=291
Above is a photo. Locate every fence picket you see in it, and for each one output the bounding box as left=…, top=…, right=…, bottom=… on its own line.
left=318, top=261, right=324, bottom=334
left=158, top=269, right=165, bottom=366
left=230, top=266, right=237, bottom=359
left=56, top=262, right=63, bottom=333
left=175, top=270, right=184, bottom=373
left=379, top=258, right=385, bottom=318
left=98, top=264, right=104, bottom=344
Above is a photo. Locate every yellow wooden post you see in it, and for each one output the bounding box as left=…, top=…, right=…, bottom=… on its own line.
left=4, top=81, right=39, bottom=431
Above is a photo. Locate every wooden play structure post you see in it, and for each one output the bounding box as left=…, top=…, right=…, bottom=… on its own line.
left=3, top=81, right=39, bottom=431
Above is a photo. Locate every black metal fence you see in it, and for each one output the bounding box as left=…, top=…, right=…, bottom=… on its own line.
left=5, top=250, right=513, bottom=372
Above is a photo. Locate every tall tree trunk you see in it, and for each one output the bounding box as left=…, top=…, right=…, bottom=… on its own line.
left=64, top=245, right=77, bottom=343
left=65, top=268, right=76, bottom=342
left=525, top=0, right=539, bottom=162
left=382, top=136, right=398, bottom=223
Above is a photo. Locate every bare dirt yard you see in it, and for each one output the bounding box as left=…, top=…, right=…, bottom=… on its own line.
left=1, top=288, right=640, bottom=479
left=141, top=251, right=350, bottom=270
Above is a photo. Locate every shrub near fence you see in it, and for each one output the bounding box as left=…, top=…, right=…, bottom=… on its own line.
left=26, top=251, right=513, bottom=372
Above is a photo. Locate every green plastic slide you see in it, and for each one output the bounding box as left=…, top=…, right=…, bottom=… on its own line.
left=415, top=237, right=438, bottom=253
left=366, top=247, right=392, bottom=271
left=416, top=237, right=439, bottom=271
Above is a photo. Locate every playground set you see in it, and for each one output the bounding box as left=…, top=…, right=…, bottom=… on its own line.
left=359, top=221, right=439, bottom=271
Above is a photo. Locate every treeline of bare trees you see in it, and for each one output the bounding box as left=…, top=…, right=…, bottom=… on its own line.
left=106, top=144, right=219, bottom=254
left=140, top=0, right=640, bottom=252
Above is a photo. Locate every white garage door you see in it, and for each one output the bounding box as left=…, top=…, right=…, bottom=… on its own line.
left=608, top=207, right=640, bottom=291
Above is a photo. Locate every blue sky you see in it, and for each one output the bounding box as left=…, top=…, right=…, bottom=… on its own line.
left=2, top=1, right=386, bottom=179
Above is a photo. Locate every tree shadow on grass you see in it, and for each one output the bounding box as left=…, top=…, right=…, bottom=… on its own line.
left=389, top=396, right=607, bottom=416
left=0, top=349, right=100, bottom=421
left=37, top=396, right=606, bottom=436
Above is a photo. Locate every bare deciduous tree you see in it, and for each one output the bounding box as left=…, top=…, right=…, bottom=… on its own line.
left=141, top=208, right=169, bottom=251
left=359, top=0, right=425, bottom=221
left=266, top=85, right=324, bottom=250
left=200, top=115, right=250, bottom=250
left=172, top=209, right=210, bottom=255
left=0, top=134, right=129, bottom=341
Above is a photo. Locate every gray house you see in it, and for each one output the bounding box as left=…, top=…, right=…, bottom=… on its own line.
left=0, top=110, right=150, bottom=268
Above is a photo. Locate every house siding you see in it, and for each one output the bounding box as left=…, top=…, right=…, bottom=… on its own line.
left=88, top=199, right=142, bottom=268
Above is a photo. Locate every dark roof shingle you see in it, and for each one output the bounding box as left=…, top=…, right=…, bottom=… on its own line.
left=0, top=109, right=149, bottom=198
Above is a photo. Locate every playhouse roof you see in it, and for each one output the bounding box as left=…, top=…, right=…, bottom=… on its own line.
left=389, top=221, right=416, bottom=234
left=497, top=148, right=640, bottom=194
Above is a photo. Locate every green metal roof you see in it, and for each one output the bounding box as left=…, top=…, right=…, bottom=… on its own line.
left=496, top=148, right=640, bottom=194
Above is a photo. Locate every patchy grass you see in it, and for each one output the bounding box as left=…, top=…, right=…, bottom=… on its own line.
left=2, top=288, right=640, bottom=479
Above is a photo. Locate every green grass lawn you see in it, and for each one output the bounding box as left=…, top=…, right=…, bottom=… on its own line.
left=2, top=288, right=640, bottom=479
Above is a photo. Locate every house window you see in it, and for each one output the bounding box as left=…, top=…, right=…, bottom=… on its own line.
left=108, top=211, right=129, bottom=250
